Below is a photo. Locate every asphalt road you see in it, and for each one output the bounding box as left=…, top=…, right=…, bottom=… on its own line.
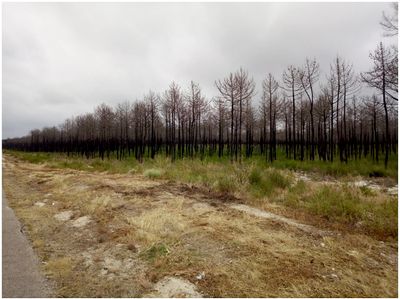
left=2, top=192, right=53, bottom=298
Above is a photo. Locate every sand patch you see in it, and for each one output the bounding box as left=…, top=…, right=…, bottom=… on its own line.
left=54, top=211, right=73, bottom=221
left=72, top=216, right=91, bottom=228
left=230, top=203, right=328, bottom=236
left=151, top=277, right=202, bottom=298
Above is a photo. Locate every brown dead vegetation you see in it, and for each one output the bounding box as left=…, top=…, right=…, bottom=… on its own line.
left=2, top=154, right=398, bottom=297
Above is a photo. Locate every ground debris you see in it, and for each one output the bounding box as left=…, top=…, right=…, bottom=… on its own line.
left=322, top=273, right=340, bottom=281
left=195, top=272, right=205, bottom=280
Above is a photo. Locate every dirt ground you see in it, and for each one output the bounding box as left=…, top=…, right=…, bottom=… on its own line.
left=2, top=154, right=398, bottom=297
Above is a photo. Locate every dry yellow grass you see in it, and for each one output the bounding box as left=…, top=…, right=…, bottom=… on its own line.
left=2, top=154, right=398, bottom=297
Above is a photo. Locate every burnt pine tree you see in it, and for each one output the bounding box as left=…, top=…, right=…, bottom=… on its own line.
left=361, top=42, right=398, bottom=168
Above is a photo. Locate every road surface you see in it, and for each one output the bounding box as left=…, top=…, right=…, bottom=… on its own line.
left=2, top=192, right=52, bottom=298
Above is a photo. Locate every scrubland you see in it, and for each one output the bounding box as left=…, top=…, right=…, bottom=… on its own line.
left=2, top=151, right=398, bottom=297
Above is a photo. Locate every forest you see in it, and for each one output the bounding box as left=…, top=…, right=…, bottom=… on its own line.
left=3, top=42, right=398, bottom=168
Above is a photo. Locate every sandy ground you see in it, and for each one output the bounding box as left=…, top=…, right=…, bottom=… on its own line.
left=2, top=154, right=398, bottom=297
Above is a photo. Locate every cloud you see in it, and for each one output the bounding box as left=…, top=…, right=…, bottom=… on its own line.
left=2, top=2, right=397, bottom=138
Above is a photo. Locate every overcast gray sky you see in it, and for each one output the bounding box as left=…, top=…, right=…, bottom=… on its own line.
left=2, top=2, right=397, bottom=138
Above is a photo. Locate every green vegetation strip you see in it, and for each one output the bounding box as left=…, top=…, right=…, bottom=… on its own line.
left=5, top=150, right=398, bottom=239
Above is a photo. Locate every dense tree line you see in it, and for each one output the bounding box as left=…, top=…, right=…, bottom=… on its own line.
left=4, top=8, right=398, bottom=167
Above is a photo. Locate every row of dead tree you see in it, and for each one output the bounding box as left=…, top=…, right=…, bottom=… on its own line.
left=4, top=6, right=399, bottom=166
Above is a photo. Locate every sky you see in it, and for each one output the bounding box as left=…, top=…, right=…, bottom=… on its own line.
left=2, top=2, right=397, bottom=138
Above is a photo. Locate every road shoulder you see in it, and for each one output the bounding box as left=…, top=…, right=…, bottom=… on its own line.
left=2, top=192, right=53, bottom=298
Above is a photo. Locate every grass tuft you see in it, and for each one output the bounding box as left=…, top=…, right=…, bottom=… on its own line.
left=249, top=168, right=262, bottom=185
left=249, top=168, right=291, bottom=197
left=214, top=176, right=236, bottom=193
left=359, top=186, right=376, bottom=197
left=143, top=168, right=162, bottom=179
left=44, top=256, right=74, bottom=279
left=306, top=186, right=361, bottom=221
left=141, top=243, right=169, bottom=262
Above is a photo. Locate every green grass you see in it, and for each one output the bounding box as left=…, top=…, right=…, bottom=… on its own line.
left=280, top=182, right=397, bottom=238
left=214, top=176, right=236, bottom=193
left=249, top=168, right=291, bottom=197
left=143, top=168, right=162, bottom=179
left=8, top=151, right=139, bottom=173
left=15, top=152, right=54, bottom=164
left=271, top=150, right=398, bottom=179
left=307, top=186, right=367, bottom=221
left=141, top=243, right=169, bottom=262
left=309, top=186, right=397, bottom=238
left=359, top=186, right=377, bottom=197
left=6, top=149, right=397, bottom=179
